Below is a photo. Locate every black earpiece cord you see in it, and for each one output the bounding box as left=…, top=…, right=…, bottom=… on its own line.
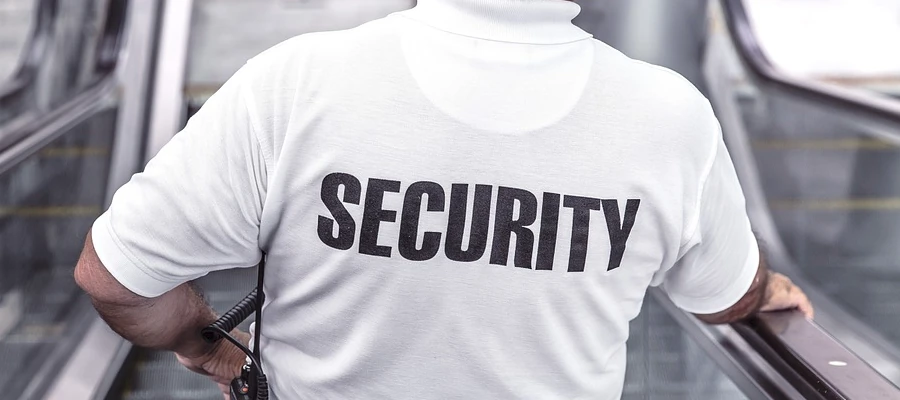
left=201, top=255, right=268, bottom=400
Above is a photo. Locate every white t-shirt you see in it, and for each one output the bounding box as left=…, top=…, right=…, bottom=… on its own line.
left=91, top=1, right=759, bottom=398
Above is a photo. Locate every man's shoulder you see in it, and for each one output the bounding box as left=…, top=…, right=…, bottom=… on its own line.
left=233, top=16, right=397, bottom=102
left=587, top=40, right=719, bottom=157
left=590, top=39, right=711, bottom=114
left=246, top=17, right=394, bottom=71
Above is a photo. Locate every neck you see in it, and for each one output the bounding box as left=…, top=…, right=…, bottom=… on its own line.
left=402, top=0, right=591, bottom=45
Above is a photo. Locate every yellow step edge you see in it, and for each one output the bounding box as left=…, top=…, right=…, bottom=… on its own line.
left=770, top=198, right=900, bottom=211
left=39, top=147, right=109, bottom=157
left=753, top=138, right=898, bottom=150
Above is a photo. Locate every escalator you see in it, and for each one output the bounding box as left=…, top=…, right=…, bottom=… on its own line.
left=0, top=1, right=148, bottom=399
left=707, top=0, right=900, bottom=386
left=0, top=103, right=118, bottom=398
left=1, top=0, right=899, bottom=399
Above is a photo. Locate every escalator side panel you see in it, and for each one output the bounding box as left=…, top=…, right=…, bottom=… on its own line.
left=0, top=107, right=117, bottom=399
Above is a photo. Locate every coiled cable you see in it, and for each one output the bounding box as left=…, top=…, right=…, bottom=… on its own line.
left=201, top=255, right=269, bottom=399
left=201, top=289, right=258, bottom=343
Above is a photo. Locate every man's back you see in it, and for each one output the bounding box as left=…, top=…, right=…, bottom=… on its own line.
left=85, top=1, right=761, bottom=398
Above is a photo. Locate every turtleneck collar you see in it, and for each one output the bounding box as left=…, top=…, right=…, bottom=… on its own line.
left=399, top=0, right=592, bottom=45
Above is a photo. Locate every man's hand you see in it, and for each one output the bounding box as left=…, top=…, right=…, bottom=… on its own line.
left=176, top=330, right=250, bottom=400
left=761, top=272, right=814, bottom=319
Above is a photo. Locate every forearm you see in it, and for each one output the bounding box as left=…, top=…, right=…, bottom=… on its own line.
left=694, top=250, right=770, bottom=325
left=74, top=231, right=216, bottom=357
left=89, top=282, right=215, bottom=356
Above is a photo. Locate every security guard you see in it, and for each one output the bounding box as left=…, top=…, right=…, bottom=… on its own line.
left=76, top=0, right=813, bottom=398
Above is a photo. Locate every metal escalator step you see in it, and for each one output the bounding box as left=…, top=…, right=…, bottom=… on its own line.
left=122, top=349, right=220, bottom=400
left=198, top=268, right=258, bottom=292
left=0, top=341, right=40, bottom=366
left=124, top=389, right=221, bottom=400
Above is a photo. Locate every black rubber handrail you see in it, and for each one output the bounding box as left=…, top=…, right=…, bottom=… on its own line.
left=95, top=0, right=128, bottom=74
left=0, top=0, right=128, bottom=164
left=0, top=78, right=116, bottom=175
left=733, top=313, right=900, bottom=399
left=720, top=0, right=900, bottom=126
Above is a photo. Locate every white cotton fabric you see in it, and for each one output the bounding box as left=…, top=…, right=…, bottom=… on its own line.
left=92, top=0, right=759, bottom=398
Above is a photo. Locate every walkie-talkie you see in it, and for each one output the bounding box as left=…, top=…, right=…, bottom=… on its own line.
left=229, top=363, right=257, bottom=399
left=202, top=255, right=269, bottom=400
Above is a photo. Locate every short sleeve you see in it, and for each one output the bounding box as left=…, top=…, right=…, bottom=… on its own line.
left=91, top=66, right=268, bottom=298
left=660, top=128, right=760, bottom=315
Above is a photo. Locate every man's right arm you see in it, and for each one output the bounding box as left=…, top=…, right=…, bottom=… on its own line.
left=694, top=250, right=813, bottom=325
left=694, top=252, right=769, bottom=324
left=662, top=111, right=813, bottom=322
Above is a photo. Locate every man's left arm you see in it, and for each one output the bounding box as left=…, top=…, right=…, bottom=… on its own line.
left=73, top=64, right=268, bottom=395
left=74, top=230, right=216, bottom=358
